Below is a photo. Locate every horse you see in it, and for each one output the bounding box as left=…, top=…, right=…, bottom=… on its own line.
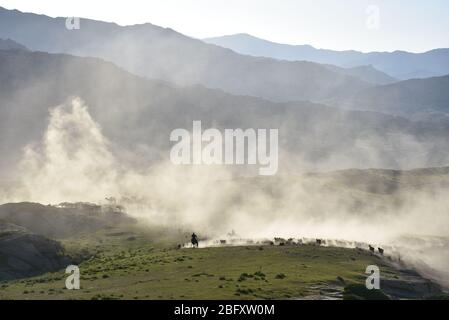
left=191, top=233, right=199, bottom=248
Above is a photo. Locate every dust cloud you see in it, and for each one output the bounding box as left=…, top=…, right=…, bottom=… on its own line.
left=1, top=98, right=448, bottom=288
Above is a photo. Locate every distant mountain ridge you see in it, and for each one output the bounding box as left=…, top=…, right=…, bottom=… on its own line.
left=0, top=6, right=375, bottom=103
left=323, top=64, right=397, bottom=85
left=204, top=33, right=449, bottom=80
left=0, top=38, right=28, bottom=51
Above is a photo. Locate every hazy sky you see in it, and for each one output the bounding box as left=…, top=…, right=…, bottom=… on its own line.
left=1, top=0, right=448, bottom=52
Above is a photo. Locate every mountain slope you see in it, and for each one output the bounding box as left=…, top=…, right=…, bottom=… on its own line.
left=323, top=64, right=397, bottom=85
left=0, top=221, right=69, bottom=280
left=204, top=34, right=449, bottom=80
left=333, top=75, right=449, bottom=122
left=0, top=6, right=371, bottom=103
left=1, top=49, right=449, bottom=179
left=0, top=38, right=28, bottom=51
left=0, top=202, right=136, bottom=238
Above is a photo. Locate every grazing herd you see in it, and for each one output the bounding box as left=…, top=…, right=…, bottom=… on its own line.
left=368, top=245, right=384, bottom=255
left=181, top=234, right=386, bottom=256
left=213, top=237, right=386, bottom=256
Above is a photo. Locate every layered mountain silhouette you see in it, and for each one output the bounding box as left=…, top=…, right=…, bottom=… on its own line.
left=0, top=6, right=378, bottom=103
left=204, top=34, right=449, bottom=80
left=1, top=48, right=449, bottom=179
left=3, top=6, right=447, bottom=123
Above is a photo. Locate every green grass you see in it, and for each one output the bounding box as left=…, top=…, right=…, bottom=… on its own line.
left=343, top=284, right=390, bottom=300
left=0, top=227, right=397, bottom=300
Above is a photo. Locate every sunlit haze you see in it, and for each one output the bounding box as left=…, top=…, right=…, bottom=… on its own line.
left=1, top=0, right=448, bottom=52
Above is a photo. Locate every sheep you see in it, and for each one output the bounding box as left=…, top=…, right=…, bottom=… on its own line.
left=369, top=245, right=375, bottom=253
left=274, top=237, right=287, bottom=244
left=378, top=247, right=384, bottom=255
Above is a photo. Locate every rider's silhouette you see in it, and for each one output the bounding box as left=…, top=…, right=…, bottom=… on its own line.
left=191, top=233, right=199, bottom=248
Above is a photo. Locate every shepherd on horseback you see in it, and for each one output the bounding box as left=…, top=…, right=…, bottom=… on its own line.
left=191, top=232, right=199, bottom=248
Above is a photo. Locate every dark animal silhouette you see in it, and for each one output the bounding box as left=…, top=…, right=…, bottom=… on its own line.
left=191, top=233, right=199, bottom=248
left=378, top=247, right=384, bottom=255
left=274, top=237, right=286, bottom=243
left=316, top=239, right=322, bottom=245
left=369, top=245, right=375, bottom=253
left=220, top=240, right=226, bottom=245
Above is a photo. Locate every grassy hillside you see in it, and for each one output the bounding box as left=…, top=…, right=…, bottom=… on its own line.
left=0, top=202, right=136, bottom=238
left=0, top=224, right=434, bottom=300
left=0, top=221, right=68, bottom=280
left=1, top=167, right=449, bottom=300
